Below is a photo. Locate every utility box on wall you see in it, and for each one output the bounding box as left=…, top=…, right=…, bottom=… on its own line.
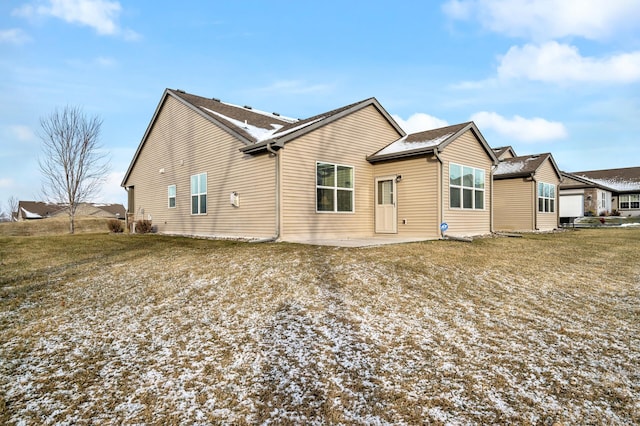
left=230, top=192, right=240, bottom=207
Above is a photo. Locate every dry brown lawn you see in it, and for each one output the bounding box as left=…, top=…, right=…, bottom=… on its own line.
left=0, top=216, right=113, bottom=237
left=1, top=229, right=639, bottom=424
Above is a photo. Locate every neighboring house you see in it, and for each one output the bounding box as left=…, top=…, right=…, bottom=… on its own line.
left=16, top=201, right=126, bottom=221
left=560, top=167, right=640, bottom=219
left=492, top=147, right=562, bottom=231
left=121, top=88, right=498, bottom=241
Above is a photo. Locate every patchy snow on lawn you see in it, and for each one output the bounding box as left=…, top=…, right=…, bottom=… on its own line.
left=2, top=236, right=639, bottom=424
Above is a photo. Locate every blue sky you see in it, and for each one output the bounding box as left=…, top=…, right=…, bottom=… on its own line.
left=1, top=0, right=639, bottom=209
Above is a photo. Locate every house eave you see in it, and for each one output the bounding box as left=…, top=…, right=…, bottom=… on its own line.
left=493, top=172, right=532, bottom=180
left=366, top=147, right=436, bottom=163
left=240, top=139, right=284, bottom=155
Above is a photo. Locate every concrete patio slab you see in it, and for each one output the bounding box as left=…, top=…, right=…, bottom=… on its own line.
left=281, top=236, right=438, bottom=248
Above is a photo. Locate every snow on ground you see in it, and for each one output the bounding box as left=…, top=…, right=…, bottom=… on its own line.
left=1, top=235, right=639, bottom=424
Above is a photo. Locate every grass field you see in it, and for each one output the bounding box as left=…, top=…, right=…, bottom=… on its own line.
left=1, top=228, right=639, bottom=424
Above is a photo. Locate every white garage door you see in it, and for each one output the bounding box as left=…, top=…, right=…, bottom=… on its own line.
left=560, top=194, right=584, bottom=217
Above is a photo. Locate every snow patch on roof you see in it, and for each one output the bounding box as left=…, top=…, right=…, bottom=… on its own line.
left=218, top=101, right=298, bottom=124
left=494, top=157, right=536, bottom=176
left=20, top=207, right=42, bottom=219
left=375, top=132, right=454, bottom=156
left=575, top=176, right=640, bottom=192
left=269, top=116, right=326, bottom=140
left=203, top=106, right=327, bottom=144
left=202, top=107, right=284, bottom=142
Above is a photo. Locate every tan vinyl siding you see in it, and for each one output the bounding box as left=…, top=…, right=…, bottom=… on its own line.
left=498, top=151, right=514, bottom=160
left=561, top=175, right=585, bottom=186
left=535, top=159, right=560, bottom=231
left=373, top=156, right=440, bottom=238
left=280, top=105, right=401, bottom=240
left=493, top=178, right=534, bottom=231
left=124, top=96, right=277, bottom=238
left=441, top=130, right=493, bottom=236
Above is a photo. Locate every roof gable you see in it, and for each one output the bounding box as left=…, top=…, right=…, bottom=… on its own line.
left=367, top=121, right=498, bottom=164
left=492, top=146, right=517, bottom=160
left=494, top=153, right=561, bottom=180
left=241, top=97, right=405, bottom=154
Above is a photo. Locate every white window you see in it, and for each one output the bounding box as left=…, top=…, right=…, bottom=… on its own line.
left=316, top=162, right=354, bottom=213
left=538, top=182, right=556, bottom=213
left=449, top=163, right=484, bottom=210
left=168, top=185, right=176, bottom=208
left=620, top=194, right=640, bottom=209
left=191, top=173, right=207, bottom=215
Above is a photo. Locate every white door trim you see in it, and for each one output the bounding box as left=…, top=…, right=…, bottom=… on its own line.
left=375, top=176, right=397, bottom=234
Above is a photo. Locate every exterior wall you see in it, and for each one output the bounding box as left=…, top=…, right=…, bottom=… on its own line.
left=372, top=156, right=440, bottom=238
left=123, top=95, right=277, bottom=238
left=535, top=159, right=560, bottom=231
left=498, top=150, right=514, bottom=160
left=279, top=105, right=402, bottom=240
left=440, top=130, right=493, bottom=237
left=493, top=178, right=533, bottom=231
left=583, top=188, right=599, bottom=216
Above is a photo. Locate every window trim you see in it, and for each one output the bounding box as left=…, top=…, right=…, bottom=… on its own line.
left=537, top=182, right=556, bottom=213
left=449, top=162, right=485, bottom=210
left=315, top=161, right=355, bottom=214
left=168, top=184, right=176, bottom=209
left=620, top=194, right=640, bottom=209
left=190, top=173, right=207, bottom=215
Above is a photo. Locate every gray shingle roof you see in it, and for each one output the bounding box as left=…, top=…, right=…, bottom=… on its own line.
left=493, top=153, right=553, bottom=179
left=568, top=167, right=640, bottom=192
left=368, top=122, right=470, bottom=161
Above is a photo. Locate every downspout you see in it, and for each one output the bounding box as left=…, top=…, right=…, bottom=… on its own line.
left=532, top=174, right=538, bottom=230
left=266, top=142, right=280, bottom=241
left=434, top=149, right=444, bottom=239
left=490, top=165, right=495, bottom=234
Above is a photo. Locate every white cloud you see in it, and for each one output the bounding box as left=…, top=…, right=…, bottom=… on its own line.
left=0, top=28, right=31, bottom=45
left=95, top=171, right=126, bottom=204
left=392, top=113, right=449, bottom=134
left=470, top=111, right=568, bottom=142
left=442, top=0, right=640, bottom=41
left=0, top=178, right=14, bottom=189
left=14, top=0, right=139, bottom=38
left=498, top=41, right=640, bottom=84
left=10, top=125, right=37, bottom=142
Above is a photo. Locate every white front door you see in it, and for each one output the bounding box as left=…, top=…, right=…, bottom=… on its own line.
left=375, top=176, right=397, bottom=233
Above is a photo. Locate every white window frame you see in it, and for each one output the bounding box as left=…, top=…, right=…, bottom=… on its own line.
left=168, top=185, right=176, bottom=208
left=538, top=182, right=556, bottom=213
left=449, top=162, right=485, bottom=210
left=620, top=194, right=640, bottom=209
left=191, top=173, right=207, bottom=215
left=316, top=161, right=355, bottom=213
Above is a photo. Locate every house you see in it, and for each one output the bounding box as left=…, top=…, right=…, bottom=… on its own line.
left=492, top=147, right=562, bottom=232
left=121, top=89, right=498, bottom=242
left=560, top=167, right=640, bottom=219
left=17, top=201, right=65, bottom=220
left=16, top=201, right=126, bottom=221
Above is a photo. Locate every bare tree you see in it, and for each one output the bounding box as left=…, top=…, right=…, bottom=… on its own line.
left=7, top=195, right=18, bottom=221
left=39, top=106, right=110, bottom=234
